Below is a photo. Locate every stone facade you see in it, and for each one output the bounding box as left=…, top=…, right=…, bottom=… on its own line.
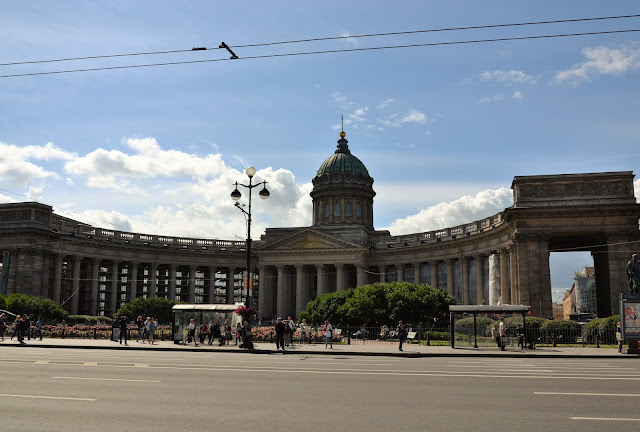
left=1, top=139, right=639, bottom=320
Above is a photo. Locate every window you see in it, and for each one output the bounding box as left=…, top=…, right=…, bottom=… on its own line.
left=334, top=203, right=341, bottom=216
left=345, top=202, right=353, bottom=217
left=356, top=203, right=362, bottom=217
left=323, top=203, right=330, bottom=217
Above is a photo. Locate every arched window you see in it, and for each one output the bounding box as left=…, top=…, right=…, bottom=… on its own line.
left=345, top=202, right=353, bottom=217
left=356, top=202, right=362, bottom=218
left=334, top=202, right=341, bottom=216
left=323, top=203, right=330, bottom=218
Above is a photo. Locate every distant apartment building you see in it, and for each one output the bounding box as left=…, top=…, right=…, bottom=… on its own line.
left=563, top=266, right=597, bottom=319
left=552, top=302, right=564, bottom=320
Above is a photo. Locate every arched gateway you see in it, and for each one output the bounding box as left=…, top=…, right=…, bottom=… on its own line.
left=1, top=133, right=639, bottom=319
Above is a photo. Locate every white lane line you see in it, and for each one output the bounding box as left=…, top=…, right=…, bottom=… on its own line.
left=134, top=364, right=149, bottom=368
left=0, top=393, right=96, bottom=401
left=536, top=392, right=640, bottom=397
left=571, top=417, right=640, bottom=422
left=84, top=362, right=98, bottom=366
left=35, top=360, right=49, bottom=365
left=53, top=376, right=160, bottom=383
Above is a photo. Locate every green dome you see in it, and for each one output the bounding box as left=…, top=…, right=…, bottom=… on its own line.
left=315, top=134, right=370, bottom=179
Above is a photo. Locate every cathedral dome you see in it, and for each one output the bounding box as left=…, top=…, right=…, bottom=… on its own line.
left=315, top=131, right=371, bottom=180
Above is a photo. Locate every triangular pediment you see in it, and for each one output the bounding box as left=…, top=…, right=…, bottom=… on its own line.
left=256, top=228, right=365, bottom=252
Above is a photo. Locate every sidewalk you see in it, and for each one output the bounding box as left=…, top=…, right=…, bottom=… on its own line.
left=1, top=337, right=636, bottom=358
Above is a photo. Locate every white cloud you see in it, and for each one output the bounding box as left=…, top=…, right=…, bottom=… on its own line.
left=553, top=43, right=640, bottom=86
left=480, top=70, right=537, bottom=85
left=0, top=141, right=72, bottom=186
left=479, top=94, right=504, bottom=104
left=331, top=91, right=351, bottom=108
left=26, top=186, right=43, bottom=201
left=65, top=137, right=228, bottom=190
left=378, top=98, right=394, bottom=110
left=341, top=32, right=358, bottom=47
left=512, top=91, right=524, bottom=101
left=383, top=187, right=513, bottom=235
left=379, top=109, right=428, bottom=127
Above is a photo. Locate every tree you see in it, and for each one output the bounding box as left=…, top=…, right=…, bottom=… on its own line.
left=116, top=297, right=176, bottom=324
left=4, top=293, right=68, bottom=322
left=298, top=282, right=456, bottom=325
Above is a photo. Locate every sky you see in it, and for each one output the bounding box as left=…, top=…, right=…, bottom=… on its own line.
left=1, top=1, right=640, bottom=301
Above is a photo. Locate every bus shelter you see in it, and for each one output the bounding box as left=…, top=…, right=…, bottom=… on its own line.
left=449, top=305, right=531, bottom=348
left=171, top=303, right=244, bottom=344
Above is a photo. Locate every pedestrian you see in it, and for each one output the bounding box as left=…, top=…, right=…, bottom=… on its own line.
left=185, top=318, right=198, bottom=346
left=119, top=315, right=128, bottom=345
left=284, top=317, right=293, bottom=347
left=26, top=315, right=32, bottom=340
left=324, top=320, right=333, bottom=349
left=136, top=316, right=145, bottom=342
left=207, top=321, right=215, bottom=345
left=212, top=320, right=221, bottom=346
left=11, top=315, right=20, bottom=341
left=112, top=316, right=120, bottom=342
left=224, top=322, right=232, bottom=345
left=147, top=317, right=156, bottom=344
left=0, top=313, right=6, bottom=341
left=199, top=321, right=208, bottom=345
left=616, top=321, right=623, bottom=353
left=235, top=322, right=242, bottom=345
left=499, top=318, right=507, bottom=351
left=396, top=320, right=407, bottom=352
left=241, top=320, right=253, bottom=349
left=516, top=324, right=525, bottom=349
left=35, top=316, right=43, bottom=341
left=299, top=319, right=309, bottom=344
left=274, top=317, right=285, bottom=350
left=491, top=324, right=500, bottom=348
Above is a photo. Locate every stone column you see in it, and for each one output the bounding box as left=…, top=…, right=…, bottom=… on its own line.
left=208, top=266, right=216, bottom=304
left=356, top=264, right=367, bottom=287
left=513, top=233, right=531, bottom=309
left=257, top=265, right=266, bottom=316
left=110, top=260, right=119, bottom=316
left=500, top=248, right=510, bottom=305
left=169, top=264, right=177, bottom=301
left=446, top=259, right=454, bottom=297
left=413, top=262, right=421, bottom=285
left=535, top=233, right=552, bottom=318
left=53, top=253, right=63, bottom=305
left=379, top=265, right=386, bottom=283
left=295, top=264, right=306, bottom=316
left=149, top=262, right=157, bottom=298
left=396, top=264, right=404, bottom=282
left=475, top=254, right=484, bottom=305
left=276, top=265, right=285, bottom=317
left=430, top=261, right=438, bottom=289
left=226, top=267, right=236, bottom=304
left=70, top=256, right=82, bottom=315
left=188, top=265, right=196, bottom=303
left=336, top=264, right=346, bottom=291
left=461, top=257, right=470, bottom=305
left=316, top=264, right=326, bottom=297
left=129, top=262, right=138, bottom=303
left=606, top=232, right=633, bottom=316
left=90, top=259, right=100, bottom=316
left=509, top=246, right=518, bottom=305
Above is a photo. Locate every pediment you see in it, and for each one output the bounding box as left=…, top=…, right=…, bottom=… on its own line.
left=256, top=228, right=365, bottom=252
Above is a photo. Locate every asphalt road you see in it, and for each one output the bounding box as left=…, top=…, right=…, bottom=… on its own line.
left=1, top=347, right=639, bottom=432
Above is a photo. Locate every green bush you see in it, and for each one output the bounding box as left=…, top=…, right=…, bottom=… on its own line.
left=116, top=297, right=176, bottom=324
left=455, top=316, right=494, bottom=336
left=4, top=293, right=68, bottom=322
left=583, top=315, right=620, bottom=344
left=67, top=315, right=113, bottom=324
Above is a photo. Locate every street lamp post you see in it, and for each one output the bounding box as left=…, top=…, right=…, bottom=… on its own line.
left=231, top=166, right=270, bottom=309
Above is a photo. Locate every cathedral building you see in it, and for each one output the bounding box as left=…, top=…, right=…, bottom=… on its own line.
left=1, top=131, right=639, bottom=319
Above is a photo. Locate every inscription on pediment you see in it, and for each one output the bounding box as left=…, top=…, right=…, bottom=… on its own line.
left=285, top=235, right=337, bottom=249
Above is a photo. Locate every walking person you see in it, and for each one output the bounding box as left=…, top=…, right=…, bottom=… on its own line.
left=299, top=319, right=309, bottom=344
left=185, top=318, right=198, bottom=346
left=0, top=313, right=6, bottom=341
left=241, top=321, right=253, bottom=349
left=199, top=321, right=208, bottom=345
left=35, top=316, right=43, bottom=341
left=397, top=321, right=407, bottom=352
left=147, top=317, right=156, bottom=345
left=491, top=324, right=500, bottom=348
left=324, top=320, right=333, bottom=349
left=112, top=316, right=120, bottom=342
left=516, top=324, right=525, bottom=349
left=119, top=315, right=128, bottom=345
left=283, top=317, right=293, bottom=347
left=499, top=318, right=507, bottom=351
left=136, top=316, right=145, bottom=342
left=235, top=322, right=242, bottom=345
left=274, top=317, right=286, bottom=350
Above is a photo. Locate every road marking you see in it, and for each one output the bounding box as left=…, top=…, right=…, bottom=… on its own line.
left=536, top=392, right=640, bottom=397
left=35, top=360, right=49, bottom=365
left=0, top=393, right=95, bottom=401
left=134, top=363, right=149, bottom=368
left=571, top=417, right=640, bottom=422
left=84, top=362, right=98, bottom=366
left=53, top=376, right=160, bottom=383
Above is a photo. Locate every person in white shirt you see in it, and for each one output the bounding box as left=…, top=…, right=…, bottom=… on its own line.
left=324, top=320, right=333, bottom=349
left=499, top=318, right=507, bottom=351
left=299, top=319, right=309, bottom=344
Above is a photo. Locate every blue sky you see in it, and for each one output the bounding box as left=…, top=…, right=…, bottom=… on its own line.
left=1, top=1, right=639, bottom=300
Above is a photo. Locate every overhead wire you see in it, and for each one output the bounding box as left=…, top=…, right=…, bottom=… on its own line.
left=1, top=28, right=640, bottom=78
left=2, top=13, right=639, bottom=67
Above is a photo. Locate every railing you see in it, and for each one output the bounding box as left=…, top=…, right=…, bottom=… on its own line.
left=366, top=211, right=505, bottom=249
